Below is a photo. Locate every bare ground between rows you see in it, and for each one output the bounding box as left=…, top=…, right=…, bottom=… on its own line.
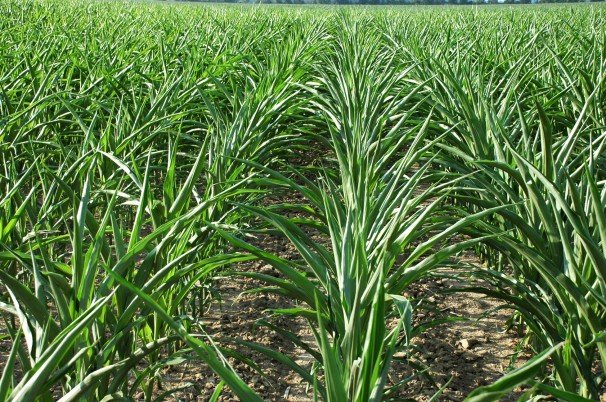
left=0, top=268, right=529, bottom=401
left=161, top=270, right=528, bottom=401
left=161, top=214, right=529, bottom=401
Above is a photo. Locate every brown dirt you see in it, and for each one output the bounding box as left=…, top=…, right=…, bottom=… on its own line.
left=156, top=221, right=529, bottom=401
left=154, top=274, right=529, bottom=401
left=0, top=267, right=530, bottom=402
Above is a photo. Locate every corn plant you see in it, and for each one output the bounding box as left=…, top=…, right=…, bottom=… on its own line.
left=217, top=18, right=508, bottom=401
left=419, top=18, right=606, bottom=397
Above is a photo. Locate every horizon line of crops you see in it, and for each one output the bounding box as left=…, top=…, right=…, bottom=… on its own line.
left=1, top=0, right=605, bottom=400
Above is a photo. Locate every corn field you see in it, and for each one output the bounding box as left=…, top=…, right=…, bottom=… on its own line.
left=0, top=1, right=605, bottom=401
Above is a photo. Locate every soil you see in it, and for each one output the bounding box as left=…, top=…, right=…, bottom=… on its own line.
left=154, top=274, right=529, bottom=402
left=156, top=223, right=530, bottom=401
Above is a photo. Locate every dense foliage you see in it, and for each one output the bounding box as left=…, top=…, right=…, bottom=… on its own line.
left=173, top=0, right=604, bottom=5
left=0, top=1, right=605, bottom=400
